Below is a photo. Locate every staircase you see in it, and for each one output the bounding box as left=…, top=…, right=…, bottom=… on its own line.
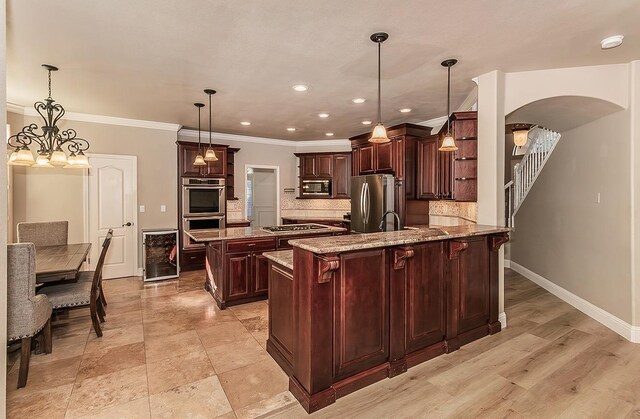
left=505, top=127, right=562, bottom=227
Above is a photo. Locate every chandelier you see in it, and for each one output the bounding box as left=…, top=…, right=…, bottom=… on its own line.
left=8, top=64, right=91, bottom=168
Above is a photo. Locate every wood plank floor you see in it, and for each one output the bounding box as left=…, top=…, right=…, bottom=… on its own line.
left=6, top=268, right=639, bottom=418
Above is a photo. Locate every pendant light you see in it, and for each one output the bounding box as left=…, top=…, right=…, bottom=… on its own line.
left=369, top=32, right=390, bottom=143
left=203, top=89, right=219, bottom=162
left=439, top=59, right=458, bottom=152
left=511, top=123, right=533, bottom=147
left=193, top=103, right=207, bottom=166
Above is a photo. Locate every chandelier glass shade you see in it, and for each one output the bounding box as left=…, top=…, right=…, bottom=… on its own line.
left=7, top=65, right=91, bottom=169
left=369, top=32, right=390, bottom=144
left=511, top=124, right=533, bottom=147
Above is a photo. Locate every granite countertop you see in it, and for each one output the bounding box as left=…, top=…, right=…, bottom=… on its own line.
left=262, top=250, right=293, bottom=270
left=226, top=219, right=251, bottom=224
left=186, top=224, right=346, bottom=242
left=281, top=216, right=350, bottom=223
left=289, top=224, right=511, bottom=254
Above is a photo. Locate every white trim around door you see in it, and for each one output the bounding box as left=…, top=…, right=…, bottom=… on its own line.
left=244, top=164, right=281, bottom=226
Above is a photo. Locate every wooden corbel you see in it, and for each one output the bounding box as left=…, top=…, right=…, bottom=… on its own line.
left=393, top=246, right=415, bottom=270
left=490, top=233, right=510, bottom=251
left=448, top=240, right=469, bottom=260
left=317, top=255, right=340, bottom=284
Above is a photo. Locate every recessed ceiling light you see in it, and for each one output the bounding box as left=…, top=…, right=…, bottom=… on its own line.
left=325, top=132, right=334, bottom=137
left=293, top=84, right=308, bottom=92
left=399, top=108, right=412, bottom=113
left=318, top=113, right=330, bottom=118
left=601, top=35, right=624, bottom=49
left=352, top=98, right=366, bottom=104
left=362, top=120, right=372, bottom=125
left=287, top=127, right=296, bottom=132
left=240, top=121, right=251, bottom=126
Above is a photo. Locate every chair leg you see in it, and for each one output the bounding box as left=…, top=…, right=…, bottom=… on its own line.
left=18, top=337, right=31, bottom=389
left=90, top=309, right=103, bottom=337
left=100, top=287, right=107, bottom=307
left=43, top=318, right=52, bottom=354
left=97, top=301, right=106, bottom=323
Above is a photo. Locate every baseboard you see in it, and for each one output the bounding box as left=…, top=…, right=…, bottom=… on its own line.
left=504, top=259, right=511, bottom=269
left=137, top=267, right=144, bottom=277
left=498, top=311, right=507, bottom=329
left=506, top=259, right=640, bottom=343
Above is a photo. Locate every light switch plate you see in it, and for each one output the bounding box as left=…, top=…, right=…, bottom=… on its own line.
left=139, top=205, right=145, bottom=213
left=160, top=205, right=166, bottom=212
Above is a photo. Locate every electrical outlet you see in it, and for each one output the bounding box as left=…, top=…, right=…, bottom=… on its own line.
left=160, top=205, right=166, bottom=212
left=596, top=193, right=601, bottom=204
left=139, top=205, right=145, bottom=213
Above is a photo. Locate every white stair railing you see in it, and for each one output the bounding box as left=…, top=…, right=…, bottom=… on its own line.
left=506, top=127, right=561, bottom=227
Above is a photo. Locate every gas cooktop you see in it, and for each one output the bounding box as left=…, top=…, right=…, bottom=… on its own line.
left=261, top=224, right=329, bottom=233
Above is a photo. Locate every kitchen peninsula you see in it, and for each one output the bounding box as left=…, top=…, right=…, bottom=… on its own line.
left=263, top=224, right=510, bottom=413
left=186, top=224, right=346, bottom=308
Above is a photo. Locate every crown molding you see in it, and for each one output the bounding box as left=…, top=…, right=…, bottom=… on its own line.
left=6, top=102, right=181, bottom=132
left=178, top=128, right=350, bottom=148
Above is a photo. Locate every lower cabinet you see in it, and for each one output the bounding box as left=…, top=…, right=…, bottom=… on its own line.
left=253, top=253, right=270, bottom=295
left=227, top=254, right=252, bottom=299
left=403, top=242, right=446, bottom=353
left=266, top=261, right=295, bottom=375
left=333, top=249, right=389, bottom=380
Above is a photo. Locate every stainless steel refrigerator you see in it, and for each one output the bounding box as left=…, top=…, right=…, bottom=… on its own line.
left=351, top=174, right=395, bottom=233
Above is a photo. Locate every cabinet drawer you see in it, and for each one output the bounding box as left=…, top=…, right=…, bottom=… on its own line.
left=226, top=237, right=276, bottom=253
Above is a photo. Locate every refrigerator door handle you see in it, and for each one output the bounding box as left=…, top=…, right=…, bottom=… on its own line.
left=364, top=182, right=370, bottom=224
left=359, top=182, right=366, bottom=223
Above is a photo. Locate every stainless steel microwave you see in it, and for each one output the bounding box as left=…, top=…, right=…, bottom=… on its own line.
left=301, top=179, right=332, bottom=197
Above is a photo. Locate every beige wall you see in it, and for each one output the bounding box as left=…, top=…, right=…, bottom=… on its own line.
left=9, top=112, right=178, bottom=268
left=511, top=110, right=632, bottom=322
left=631, top=61, right=640, bottom=327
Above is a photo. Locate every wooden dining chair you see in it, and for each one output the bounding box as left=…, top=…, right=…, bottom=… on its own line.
left=38, top=230, right=113, bottom=337
left=8, top=243, right=53, bottom=388
left=17, top=221, right=68, bottom=247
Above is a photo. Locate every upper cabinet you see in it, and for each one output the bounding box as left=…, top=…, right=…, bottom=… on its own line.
left=437, top=111, right=478, bottom=202
left=299, top=154, right=333, bottom=178
left=295, top=152, right=351, bottom=199
left=177, top=141, right=240, bottom=199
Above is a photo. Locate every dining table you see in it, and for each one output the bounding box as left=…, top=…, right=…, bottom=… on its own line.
left=35, top=243, right=92, bottom=284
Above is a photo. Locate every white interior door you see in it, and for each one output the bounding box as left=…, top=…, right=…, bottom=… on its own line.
left=87, top=155, right=137, bottom=279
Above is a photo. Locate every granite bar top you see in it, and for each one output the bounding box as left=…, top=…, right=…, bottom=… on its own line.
left=186, top=224, right=346, bottom=242
left=262, top=250, right=294, bottom=270
left=289, top=224, right=511, bottom=254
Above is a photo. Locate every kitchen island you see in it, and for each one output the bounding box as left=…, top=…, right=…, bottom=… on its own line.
left=186, top=224, right=345, bottom=309
left=263, top=224, right=510, bottom=413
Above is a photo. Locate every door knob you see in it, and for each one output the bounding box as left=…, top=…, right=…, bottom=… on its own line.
left=122, top=222, right=133, bottom=227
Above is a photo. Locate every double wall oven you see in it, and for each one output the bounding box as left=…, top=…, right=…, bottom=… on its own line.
left=182, top=178, right=225, bottom=249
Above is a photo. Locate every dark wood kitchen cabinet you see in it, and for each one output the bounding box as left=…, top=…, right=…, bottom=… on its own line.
left=436, top=112, right=478, bottom=202
left=350, top=123, right=433, bottom=226
left=417, top=135, right=439, bottom=200
left=298, top=153, right=333, bottom=178
left=177, top=141, right=240, bottom=272
left=278, top=231, right=509, bottom=413
left=177, top=141, right=228, bottom=178
left=295, top=152, right=351, bottom=199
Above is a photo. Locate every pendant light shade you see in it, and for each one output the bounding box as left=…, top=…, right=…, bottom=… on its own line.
left=193, top=102, right=207, bottom=167
left=439, top=59, right=458, bottom=152
left=369, top=32, right=390, bottom=144
left=511, top=124, right=533, bottom=147
left=203, top=89, right=219, bottom=162
left=34, top=152, right=54, bottom=168
left=49, top=148, right=69, bottom=166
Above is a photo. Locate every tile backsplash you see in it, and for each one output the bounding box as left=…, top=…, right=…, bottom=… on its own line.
left=429, top=201, right=477, bottom=224
left=227, top=195, right=350, bottom=222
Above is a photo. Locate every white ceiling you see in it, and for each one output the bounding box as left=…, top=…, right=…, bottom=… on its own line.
left=6, top=0, right=640, bottom=140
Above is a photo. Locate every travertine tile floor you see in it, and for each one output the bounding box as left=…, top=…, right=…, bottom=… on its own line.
left=6, top=269, right=640, bottom=418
